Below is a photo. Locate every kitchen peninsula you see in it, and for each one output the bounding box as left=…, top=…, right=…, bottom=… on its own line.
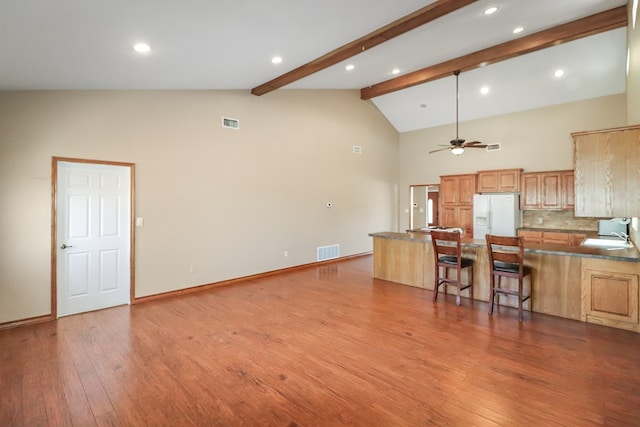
left=369, top=230, right=640, bottom=332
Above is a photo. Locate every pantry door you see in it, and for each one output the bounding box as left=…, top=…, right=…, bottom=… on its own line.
left=54, top=159, right=134, bottom=317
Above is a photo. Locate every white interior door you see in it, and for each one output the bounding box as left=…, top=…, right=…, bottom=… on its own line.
left=56, top=161, right=131, bottom=317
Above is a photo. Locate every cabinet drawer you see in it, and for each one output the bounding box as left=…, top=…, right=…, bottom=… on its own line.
left=517, top=230, right=543, bottom=244
left=543, top=232, right=570, bottom=245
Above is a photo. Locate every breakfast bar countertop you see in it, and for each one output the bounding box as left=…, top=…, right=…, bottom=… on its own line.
left=369, top=231, right=640, bottom=263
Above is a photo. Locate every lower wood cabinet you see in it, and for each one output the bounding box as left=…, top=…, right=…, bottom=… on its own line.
left=568, top=233, right=587, bottom=246
left=582, top=258, right=640, bottom=333
left=518, top=230, right=542, bottom=243
left=540, top=231, right=570, bottom=245
left=441, top=205, right=473, bottom=237
left=517, top=230, right=586, bottom=246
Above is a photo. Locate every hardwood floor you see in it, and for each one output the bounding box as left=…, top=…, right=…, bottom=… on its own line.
left=2, top=255, right=639, bottom=426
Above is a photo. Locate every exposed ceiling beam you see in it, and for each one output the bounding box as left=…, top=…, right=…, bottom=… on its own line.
left=251, top=0, right=479, bottom=96
left=360, top=5, right=628, bottom=100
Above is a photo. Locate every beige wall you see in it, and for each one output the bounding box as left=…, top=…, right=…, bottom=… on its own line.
left=629, top=3, right=640, bottom=124
left=397, top=94, right=628, bottom=231
left=0, top=90, right=399, bottom=323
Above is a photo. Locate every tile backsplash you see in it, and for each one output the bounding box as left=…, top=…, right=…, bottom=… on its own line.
left=522, top=210, right=600, bottom=231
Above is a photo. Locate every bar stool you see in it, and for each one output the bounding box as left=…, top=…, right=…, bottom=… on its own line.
left=430, top=230, right=473, bottom=306
left=485, top=234, right=532, bottom=321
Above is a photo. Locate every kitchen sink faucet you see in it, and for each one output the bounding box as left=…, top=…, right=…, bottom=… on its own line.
left=610, top=231, right=630, bottom=242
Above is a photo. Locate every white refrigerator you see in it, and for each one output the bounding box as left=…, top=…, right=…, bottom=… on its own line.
left=473, top=193, right=522, bottom=239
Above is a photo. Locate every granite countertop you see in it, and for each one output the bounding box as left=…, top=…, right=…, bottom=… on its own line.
left=369, top=231, right=640, bottom=262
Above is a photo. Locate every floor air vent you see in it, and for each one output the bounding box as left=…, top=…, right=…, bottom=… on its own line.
left=486, top=143, right=501, bottom=152
left=317, top=244, right=340, bottom=261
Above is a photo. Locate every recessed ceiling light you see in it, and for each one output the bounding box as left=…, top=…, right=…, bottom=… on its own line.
left=345, top=64, right=355, bottom=71
left=133, top=43, right=151, bottom=53
left=392, top=68, right=400, bottom=75
left=513, top=26, right=524, bottom=34
left=484, top=6, right=498, bottom=15
left=480, top=86, right=490, bottom=95
left=271, top=56, right=282, bottom=64
left=554, top=69, right=565, bottom=78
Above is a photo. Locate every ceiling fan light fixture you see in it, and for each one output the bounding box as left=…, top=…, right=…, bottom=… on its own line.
left=451, top=146, right=464, bottom=155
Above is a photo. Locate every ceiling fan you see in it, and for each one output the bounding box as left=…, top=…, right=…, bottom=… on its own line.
left=429, top=70, right=487, bottom=156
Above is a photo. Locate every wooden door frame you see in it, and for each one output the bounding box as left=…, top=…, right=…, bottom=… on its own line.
left=51, top=157, right=136, bottom=319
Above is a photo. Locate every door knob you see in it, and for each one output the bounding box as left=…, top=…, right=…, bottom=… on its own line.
left=60, top=244, right=73, bottom=249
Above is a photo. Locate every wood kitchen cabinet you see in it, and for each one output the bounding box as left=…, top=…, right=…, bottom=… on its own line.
left=441, top=206, right=473, bottom=234
left=541, top=231, right=570, bottom=245
left=440, top=174, right=477, bottom=236
left=582, top=258, right=639, bottom=333
left=520, top=170, right=574, bottom=210
left=441, top=174, right=476, bottom=205
left=561, top=171, right=575, bottom=210
left=568, top=233, right=587, bottom=246
left=477, top=168, right=522, bottom=193
left=572, top=125, right=640, bottom=217
left=517, top=230, right=542, bottom=244
left=517, top=230, right=586, bottom=246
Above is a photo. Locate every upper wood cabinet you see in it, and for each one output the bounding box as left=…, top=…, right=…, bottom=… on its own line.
left=572, top=125, right=640, bottom=217
left=477, top=169, right=522, bottom=193
left=441, top=174, right=477, bottom=206
left=520, top=170, right=574, bottom=210
left=561, top=171, right=575, bottom=210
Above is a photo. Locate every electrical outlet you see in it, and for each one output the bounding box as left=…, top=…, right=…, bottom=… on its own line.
left=189, top=265, right=196, bottom=273
left=284, top=251, right=288, bottom=258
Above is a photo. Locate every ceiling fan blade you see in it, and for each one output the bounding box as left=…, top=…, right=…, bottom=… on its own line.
left=464, top=144, right=488, bottom=148
left=428, top=147, right=452, bottom=154
left=464, top=140, right=484, bottom=145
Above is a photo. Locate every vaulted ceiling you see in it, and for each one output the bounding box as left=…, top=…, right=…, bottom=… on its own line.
left=0, top=0, right=630, bottom=132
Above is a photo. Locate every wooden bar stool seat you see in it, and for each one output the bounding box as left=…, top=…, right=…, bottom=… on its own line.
left=485, top=234, right=532, bottom=321
left=430, top=230, right=473, bottom=306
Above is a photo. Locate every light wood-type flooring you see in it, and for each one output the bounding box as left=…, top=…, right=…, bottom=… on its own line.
left=1, top=255, right=639, bottom=426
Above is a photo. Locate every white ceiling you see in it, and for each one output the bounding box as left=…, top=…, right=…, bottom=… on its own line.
left=0, top=0, right=629, bottom=132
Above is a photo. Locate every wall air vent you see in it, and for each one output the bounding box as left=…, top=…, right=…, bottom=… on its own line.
left=222, top=117, right=239, bottom=130
left=486, top=143, right=501, bottom=152
left=317, top=244, right=340, bottom=262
